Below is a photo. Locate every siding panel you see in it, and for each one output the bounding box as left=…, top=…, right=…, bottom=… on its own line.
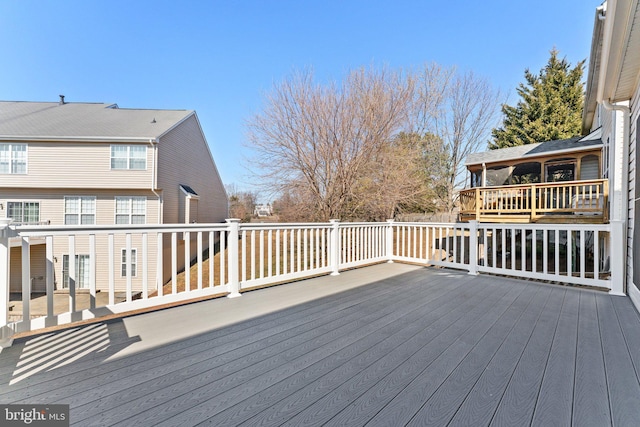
left=1, top=142, right=153, bottom=189
left=156, top=115, right=228, bottom=280
left=3, top=189, right=160, bottom=293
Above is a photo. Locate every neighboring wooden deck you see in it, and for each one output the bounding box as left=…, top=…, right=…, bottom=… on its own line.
left=459, top=179, right=608, bottom=223
left=1, top=263, right=640, bottom=426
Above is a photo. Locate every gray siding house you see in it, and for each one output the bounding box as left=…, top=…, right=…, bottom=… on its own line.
left=0, top=99, right=228, bottom=293
left=582, top=0, right=640, bottom=310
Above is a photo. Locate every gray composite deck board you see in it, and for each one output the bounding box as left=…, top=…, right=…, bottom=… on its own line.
left=1, top=264, right=640, bottom=427
left=489, top=288, right=567, bottom=427
left=448, top=286, right=565, bottom=427
left=573, top=292, right=611, bottom=427
left=2, top=268, right=420, bottom=399
left=70, top=282, right=433, bottom=423
left=596, top=294, right=640, bottom=425
left=76, top=271, right=457, bottom=425
left=155, top=273, right=473, bottom=427
left=208, top=272, right=510, bottom=427
left=529, top=287, right=580, bottom=426
left=611, top=296, right=640, bottom=381
left=365, top=277, right=541, bottom=426
left=312, top=278, right=529, bottom=427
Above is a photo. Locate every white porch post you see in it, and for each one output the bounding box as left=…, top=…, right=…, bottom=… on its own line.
left=468, top=220, right=479, bottom=275
left=609, top=219, right=626, bottom=296
left=330, top=219, right=340, bottom=276
left=0, top=219, right=14, bottom=346
left=226, top=219, right=242, bottom=298
left=386, top=219, right=395, bottom=263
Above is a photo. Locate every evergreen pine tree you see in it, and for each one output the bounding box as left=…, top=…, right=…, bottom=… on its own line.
left=490, top=48, right=585, bottom=149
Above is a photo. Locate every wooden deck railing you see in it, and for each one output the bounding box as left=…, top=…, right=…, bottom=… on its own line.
left=459, top=179, right=608, bottom=223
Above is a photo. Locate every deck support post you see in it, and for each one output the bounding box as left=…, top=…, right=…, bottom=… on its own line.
left=609, top=219, right=625, bottom=296
left=226, top=219, right=242, bottom=298
left=0, top=219, right=14, bottom=347
left=468, top=220, right=479, bottom=275
left=329, top=219, right=340, bottom=276
left=386, top=219, right=395, bottom=263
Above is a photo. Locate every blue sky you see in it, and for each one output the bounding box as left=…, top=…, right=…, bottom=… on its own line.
left=0, top=0, right=601, bottom=196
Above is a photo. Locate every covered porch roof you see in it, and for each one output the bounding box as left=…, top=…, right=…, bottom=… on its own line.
left=466, top=128, right=603, bottom=169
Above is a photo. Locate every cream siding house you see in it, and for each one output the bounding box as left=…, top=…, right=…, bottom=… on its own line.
left=582, top=0, right=640, bottom=310
left=0, top=100, right=227, bottom=294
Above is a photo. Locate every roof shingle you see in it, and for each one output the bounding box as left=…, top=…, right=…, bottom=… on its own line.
left=0, top=101, right=193, bottom=140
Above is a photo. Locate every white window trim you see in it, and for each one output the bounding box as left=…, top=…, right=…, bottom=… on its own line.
left=64, top=196, right=97, bottom=225
left=6, top=200, right=41, bottom=224
left=110, top=145, right=147, bottom=170
left=0, top=143, right=28, bottom=175
left=114, top=196, right=147, bottom=224
left=62, top=254, right=91, bottom=289
left=120, top=248, right=138, bottom=277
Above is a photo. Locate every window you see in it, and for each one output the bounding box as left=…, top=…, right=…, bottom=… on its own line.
left=115, top=197, right=146, bottom=224
left=62, top=254, right=90, bottom=288
left=510, top=162, right=541, bottom=184
left=7, top=202, right=40, bottom=224
left=0, top=143, right=27, bottom=174
left=64, top=196, right=96, bottom=225
left=485, top=166, right=511, bottom=186
left=121, top=249, right=137, bottom=277
left=111, top=145, right=146, bottom=170
left=580, top=155, right=600, bottom=180
left=545, top=160, right=575, bottom=182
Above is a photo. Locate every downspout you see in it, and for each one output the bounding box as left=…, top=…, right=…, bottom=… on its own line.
left=149, top=138, right=162, bottom=224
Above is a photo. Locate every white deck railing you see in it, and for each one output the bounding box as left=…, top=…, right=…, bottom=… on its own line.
left=0, top=218, right=623, bottom=345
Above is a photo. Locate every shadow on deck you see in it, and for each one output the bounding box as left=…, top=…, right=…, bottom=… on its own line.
left=1, top=263, right=639, bottom=426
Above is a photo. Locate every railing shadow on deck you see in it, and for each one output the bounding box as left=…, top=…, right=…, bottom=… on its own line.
left=0, top=316, right=141, bottom=388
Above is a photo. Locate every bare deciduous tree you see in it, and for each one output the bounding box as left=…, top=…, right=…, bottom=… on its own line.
left=247, top=67, right=415, bottom=221
left=246, top=64, right=500, bottom=221
left=226, top=183, right=258, bottom=222
left=414, top=65, right=501, bottom=213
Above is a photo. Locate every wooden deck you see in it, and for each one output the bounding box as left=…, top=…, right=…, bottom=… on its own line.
left=1, top=263, right=640, bottom=426
left=459, top=179, right=608, bottom=223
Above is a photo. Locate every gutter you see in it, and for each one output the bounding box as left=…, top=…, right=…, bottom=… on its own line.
left=596, top=1, right=615, bottom=105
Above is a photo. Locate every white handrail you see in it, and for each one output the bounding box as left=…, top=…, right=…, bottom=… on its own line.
left=0, top=218, right=615, bottom=347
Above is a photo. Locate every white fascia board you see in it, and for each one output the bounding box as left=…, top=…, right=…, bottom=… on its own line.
left=155, top=110, right=196, bottom=140
left=181, top=111, right=229, bottom=201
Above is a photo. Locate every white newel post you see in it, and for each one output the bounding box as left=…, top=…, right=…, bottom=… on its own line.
left=226, top=219, right=242, bottom=298
left=330, top=219, right=340, bottom=276
left=468, top=221, right=479, bottom=275
left=386, top=219, right=395, bottom=263
left=609, top=220, right=625, bottom=296
left=0, top=219, right=14, bottom=346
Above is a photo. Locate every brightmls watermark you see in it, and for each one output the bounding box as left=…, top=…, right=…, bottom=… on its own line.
left=1, top=405, right=69, bottom=426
